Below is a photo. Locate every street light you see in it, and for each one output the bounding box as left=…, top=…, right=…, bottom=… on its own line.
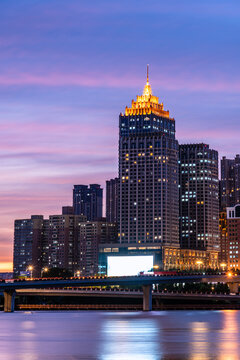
left=220, top=263, right=227, bottom=272
left=27, top=265, right=33, bottom=279
left=41, top=267, right=49, bottom=277
left=196, top=260, right=203, bottom=271
left=75, top=270, right=81, bottom=278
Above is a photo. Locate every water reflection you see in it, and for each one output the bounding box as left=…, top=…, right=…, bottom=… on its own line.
left=100, top=316, right=159, bottom=360
left=19, top=320, right=37, bottom=360
left=218, top=310, right=239, bottom=360
left=0, top=311, right=240, bottom=359
left=190, top=321, right=210, bottom=360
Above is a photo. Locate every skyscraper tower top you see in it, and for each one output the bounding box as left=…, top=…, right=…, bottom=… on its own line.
left=123, top=65, right=170, bottom=118
left=142, top=64, right=152, bottom=97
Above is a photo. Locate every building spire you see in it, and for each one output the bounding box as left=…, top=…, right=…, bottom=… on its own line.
left=143, top=64, right=152, bottom=97
left=124, top=65, right=169, bottom=117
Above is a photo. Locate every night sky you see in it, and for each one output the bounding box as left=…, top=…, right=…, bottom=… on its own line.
left=1, top=0, right=240, bottom=270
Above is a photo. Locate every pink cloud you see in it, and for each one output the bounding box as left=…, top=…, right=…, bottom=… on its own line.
left=0, top=70, right=240, bottom=93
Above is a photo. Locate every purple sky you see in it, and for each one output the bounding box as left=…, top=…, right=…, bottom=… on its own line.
left=1, top=0, right=240, bottom=270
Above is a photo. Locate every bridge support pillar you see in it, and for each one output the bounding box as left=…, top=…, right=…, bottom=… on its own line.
left=142, top=285, right=152, bottom=311
left=228, top=283, right=239, bottom=294
left=4, top=290, right=16, bottom=312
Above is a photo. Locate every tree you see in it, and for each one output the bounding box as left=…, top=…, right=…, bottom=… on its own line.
left=43, top=268, right=73, bottom=278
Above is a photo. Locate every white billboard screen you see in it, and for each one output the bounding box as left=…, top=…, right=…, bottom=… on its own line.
left=107, top=255, right=154, bottom=276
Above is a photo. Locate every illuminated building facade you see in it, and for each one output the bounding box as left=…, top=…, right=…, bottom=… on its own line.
left=13, top=215, right=48, bottom=277
left=106, top=178, right=119, bottom=223
left=226, top=204, right=240, bottom=269
left=78, top=220, right=117, bottom=276
left=99, top=68, right=179, bottom=274
left=119, top=67, right=179, bottom=248
left=163, top=247, right=219, bottom=270
left=219, top=211, right=228, bottom=264
left=73, top=184, right=103, bottom=220
left=220, top=155, right=240, bottom=211
left=179, top=144, right=219, bottom=252
left=47, top=213, right=86, bottom=274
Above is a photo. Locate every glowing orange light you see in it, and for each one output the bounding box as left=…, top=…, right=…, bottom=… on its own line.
left=123, top=65, right=170, bottom=118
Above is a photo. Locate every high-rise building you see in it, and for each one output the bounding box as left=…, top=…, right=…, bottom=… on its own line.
left=47, top=213, right=86, bottom=274
left=118, top=68, right=179, bottom=248
left=106, top=178, right=119, bottom=223
left=78, top=220, right=117, bottom=276
left=13, top=215, right=48, bottom=277
left=219, top=211, right=228, bottom=264
left=73, top=184, right=103, bottom=220
left=99, top=68, right=180, bottom=272
left=62, top=206, right=74, bottom=215
left=220, top=155, right=240, bottom=211
left=226, top=204, right=240, bottom=269
left=179, top=143, right=219, bottom=252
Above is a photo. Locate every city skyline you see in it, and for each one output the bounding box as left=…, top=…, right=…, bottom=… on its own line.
left=1, top=0, right=240, bottom=271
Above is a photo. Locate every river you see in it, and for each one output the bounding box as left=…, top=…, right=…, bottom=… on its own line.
left=0, top=310, right=239, bottom=359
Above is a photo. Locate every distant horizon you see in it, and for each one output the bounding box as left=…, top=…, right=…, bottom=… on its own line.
left=1, top=0, right=240, bottom=271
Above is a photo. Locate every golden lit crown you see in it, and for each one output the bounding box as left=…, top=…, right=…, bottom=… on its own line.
left=124, top=65, right=169, bottom=118
left=142, top=65, right=152, bottom=97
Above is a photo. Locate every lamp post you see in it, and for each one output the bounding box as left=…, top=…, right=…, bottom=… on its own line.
left=41, top=267, right=49, bottom=277
left=195, top=260, right=203, bottom=271
left=27, top=265, right=33, bottom=279
left=220, top=263, right=227, bottom=272
left=75, top=270, right=81, bottom=278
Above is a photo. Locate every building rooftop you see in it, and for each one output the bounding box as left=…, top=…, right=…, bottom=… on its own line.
left=122, top=65, right=170, bottom=118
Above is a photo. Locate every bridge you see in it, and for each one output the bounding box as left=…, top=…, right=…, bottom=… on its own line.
left=1, top=274, right=239, bottom=312
left=14, top=288, right=240, bottom=311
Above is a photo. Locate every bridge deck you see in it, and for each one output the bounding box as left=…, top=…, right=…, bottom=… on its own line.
left=0, top=274, right=239, bottom=291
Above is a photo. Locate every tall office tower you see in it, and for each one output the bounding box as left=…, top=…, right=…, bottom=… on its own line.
left=226, top=204, right=240, bottom=269
left=13, top=215, right=47, bottom=277
left=106, top=178, right=119, bottom=223
left=73, top=184, right=103, bottom=220
left=78, top=220, right=117, bottom=276
left=220, top=154, right=240, bottom=210
left=179, top=144, right=219, bottom=252
left=119, top=67, right=179, bottom=248
left=219, top=211, right=228, bottom=264
left=47, top=214, right=86, bottom=274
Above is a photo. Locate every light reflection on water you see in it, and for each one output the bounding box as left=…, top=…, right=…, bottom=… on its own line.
left=190, top=321, right=210, bottom=360
left=218, top=310, right=239, bottom=360
left=0, top=310, right=239, bottom=359
left=99, top=318, right=159, bottom=359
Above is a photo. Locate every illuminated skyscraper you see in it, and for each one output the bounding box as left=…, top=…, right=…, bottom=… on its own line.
left=73, top=184, right=103, bottom=220
left=47, top=213, right=86, bottom=274
left=226, top=204, right=240, bottom=269
left=220, top=154, right=240, bottom=211
left=118, top=67, right=179, bottom=248
left=179, top=143, right=219, bottom=251
left=13, top=215, right=48, bottom=277
left=106, top=178, right=119, bottom=223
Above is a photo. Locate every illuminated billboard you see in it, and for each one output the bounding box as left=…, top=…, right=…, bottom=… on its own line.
left=107, top=255, right=154, bottom=276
